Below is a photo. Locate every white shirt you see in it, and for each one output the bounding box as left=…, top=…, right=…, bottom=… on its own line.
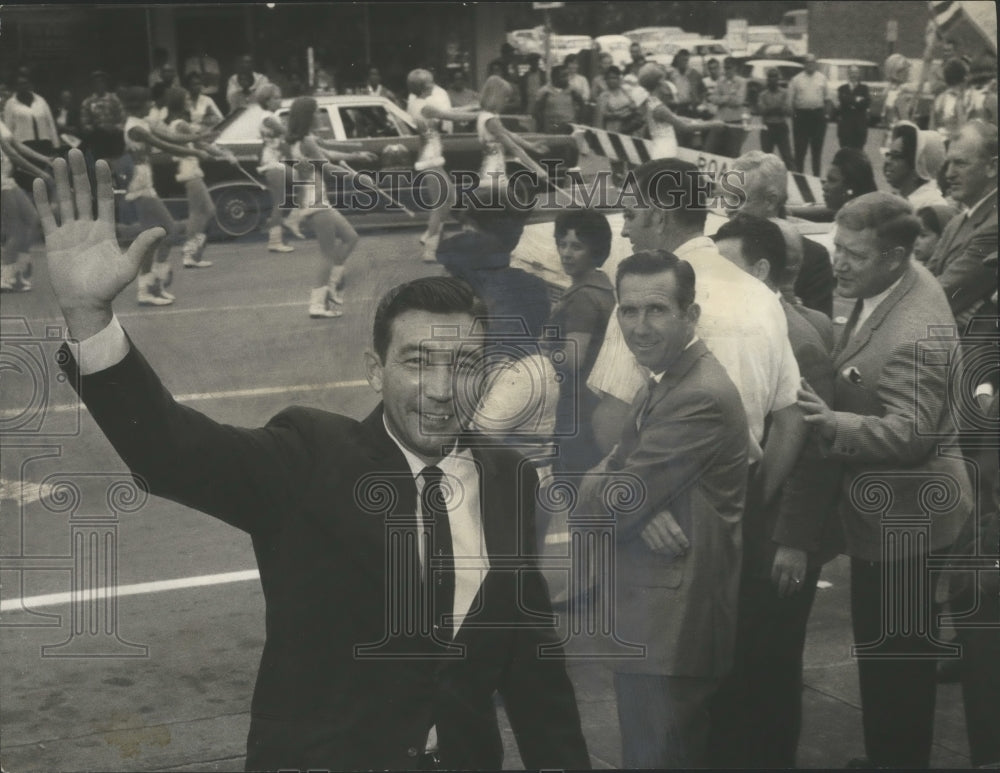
left=3, top=93, right=60, bottom=145
left=963, top=188, right=998, bottom=221
left=788, top=70, right=829, bottom=110
left=855, top=274, right=904, bottom=331
left=587, top=234, right=801, bottom=464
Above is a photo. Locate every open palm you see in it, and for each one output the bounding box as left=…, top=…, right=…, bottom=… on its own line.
left=33, top=150, right=164, bottom=311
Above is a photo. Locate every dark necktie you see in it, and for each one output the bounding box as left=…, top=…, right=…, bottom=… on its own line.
left=636, top=376, right=659, bottom=430
left=838, top=298, right=864, bottom=352
left=420, top=466, right=455, bottom=640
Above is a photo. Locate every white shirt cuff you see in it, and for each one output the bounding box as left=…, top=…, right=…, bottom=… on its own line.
left=75, top=315, right=130, bottom=376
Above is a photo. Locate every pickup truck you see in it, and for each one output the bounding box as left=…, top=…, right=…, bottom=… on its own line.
left=143, top=94, right=579, bottom=238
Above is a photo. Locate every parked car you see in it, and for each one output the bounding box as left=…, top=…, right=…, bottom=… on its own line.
left=623, top=26, right=686, bottom=57
left=748, top=43, right=801, bottom=61
left=548, top=34, right=595, bottom=67
left=141, top=95, right=578, bottom=238
left=507, top=27, right=546, bottom=56
left=741, top=58, right=804, bottom=110
left=594, top=34, right=633, bottom=68
left=649, top=39, right=731, bottom=74
left=816, top=58, right=887, bottom=125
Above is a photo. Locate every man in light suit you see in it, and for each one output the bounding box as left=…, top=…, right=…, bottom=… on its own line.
left=798, top=192, right=972, bottom=769
left=708, top=215, right=843, bottom=768
left=926, top=119, right=997, bottom=331
left=34, top=150, right=590, bottom=771
left=578, top=250, right=750, bottom=768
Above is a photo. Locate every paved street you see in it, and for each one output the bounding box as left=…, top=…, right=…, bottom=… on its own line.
left=0, top=121, right=976, bottom=771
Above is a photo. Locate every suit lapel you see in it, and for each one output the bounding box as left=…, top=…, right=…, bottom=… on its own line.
left=835, top=266, right=917, bottom=367
left=642, top=340, right=709, bottom=421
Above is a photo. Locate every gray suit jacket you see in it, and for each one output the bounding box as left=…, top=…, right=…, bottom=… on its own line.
left=578, top=340, right=749, bottom=676
left=829, top=262, right=972, bottom=561
left=925, top=188, right=997, bottom=329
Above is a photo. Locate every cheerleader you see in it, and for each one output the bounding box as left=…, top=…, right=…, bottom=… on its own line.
left=1, top=117, right=52, bottom=292
left=285, top=97, right=376, bottom=318
left=405, top=68, right=479, bottom=262
left=255, top=84, right=296, bottom=252
left=121, top=86, right=212, bottom=306
left=476, top=75, right=550, bottom=195
left=164, top=87, right=235, bottom=268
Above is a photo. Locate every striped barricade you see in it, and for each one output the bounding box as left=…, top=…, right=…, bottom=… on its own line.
left=570, top=124, right=826, bottom=206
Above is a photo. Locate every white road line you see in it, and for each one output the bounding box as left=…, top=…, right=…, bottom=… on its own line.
left=1, top=378, right=369, bottom=418
left=27, top=297, right=379, bottom=325
left=0, top=569, right=261, bottom=612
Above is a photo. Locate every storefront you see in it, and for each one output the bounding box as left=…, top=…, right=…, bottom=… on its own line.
left=0, top=3, right=508, bottom=106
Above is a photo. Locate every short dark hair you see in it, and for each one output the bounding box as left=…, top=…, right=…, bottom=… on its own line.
left=606, top=65, right=622, bottom=78
left=831, top=148, right=877, bottom=198
left=943, top=57, right=968, bottom=86
left=713, top=214, right=788, bottom=284
left=615, top=249, right=696, bottom=310
left=554, top=209, right=613, bottom=267
left=634, top=158, right=710, bottom=230
left=563, top=54, right=578, bottom=66
left=463, top=188, right=533, bottom=253
left=372, top=277, right=489, bottom=362
left=891, top=122, right=919, bottom=173
left=723, top=57, right=736, bottom=69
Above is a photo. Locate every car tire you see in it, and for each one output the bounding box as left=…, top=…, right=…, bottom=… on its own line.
left=211, top=186, right=263, bottom=239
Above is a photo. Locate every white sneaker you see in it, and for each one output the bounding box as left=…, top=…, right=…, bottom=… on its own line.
left=137, top=275, right=174, bottom=306
left=268, top=226, right=294, bottom=253
left=309, top=287, right=342, bottom=318
left=183, top=257, right=214, bottom=268
left=1, top=262, right=31, bottom=292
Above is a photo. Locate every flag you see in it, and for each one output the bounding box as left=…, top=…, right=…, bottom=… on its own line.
left=929, top=0, right=963, bottom=34
left=928, top=0, right=997, bottom=54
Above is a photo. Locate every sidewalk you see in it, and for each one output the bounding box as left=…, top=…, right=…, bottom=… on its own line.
left=499, top=555, right=973, bottom=770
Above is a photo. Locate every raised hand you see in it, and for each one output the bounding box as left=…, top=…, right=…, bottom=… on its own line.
left=33, top=148, right=165, bottom=339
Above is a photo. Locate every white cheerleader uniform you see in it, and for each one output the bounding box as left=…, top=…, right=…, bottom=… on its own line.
left=477, top=111, right=507, bottom=185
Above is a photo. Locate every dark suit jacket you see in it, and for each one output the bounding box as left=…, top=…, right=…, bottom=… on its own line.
left=795, top=237, right=835, bottom=318
left=837, top=83, right=871, bottom=119
left=61, top=343, right=589, bottom=772
left=925, top=188, right=998, bottom=330
left=577, top=340, right=749, bottom=676
left=829, top=262, right=972, bottom=561
left=746, top=299, right=842, bottom=576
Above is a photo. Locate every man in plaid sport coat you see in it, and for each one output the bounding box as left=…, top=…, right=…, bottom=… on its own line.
left=797, top=192, right=972, bottom=768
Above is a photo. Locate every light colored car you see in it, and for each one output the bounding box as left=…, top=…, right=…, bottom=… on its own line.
left=816, top=58, right=888, bottom=124
left=507, top=27, right=545, bottom=56
left=548, top=34, right=595, bottom=67
left=649, top=39, right=731, bottom=73
left=594, top=34, right=633, bottom=68
left=624, top=26, right=686, bottom=57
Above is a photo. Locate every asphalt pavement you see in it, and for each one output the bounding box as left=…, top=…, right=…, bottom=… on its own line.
left=0, top=122, right=977, bottom=771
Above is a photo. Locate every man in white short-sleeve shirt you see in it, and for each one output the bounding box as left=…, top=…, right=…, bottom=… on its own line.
left=589, top=158, right=806, bottom=503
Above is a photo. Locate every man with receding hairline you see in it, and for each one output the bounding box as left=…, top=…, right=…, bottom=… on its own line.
left=797, top=191, right=972, bottom=768
left=926, top=118, right=998, bottom=330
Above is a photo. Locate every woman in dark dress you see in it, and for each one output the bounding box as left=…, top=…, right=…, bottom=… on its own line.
left=546, top=209, right=615, bottom=472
